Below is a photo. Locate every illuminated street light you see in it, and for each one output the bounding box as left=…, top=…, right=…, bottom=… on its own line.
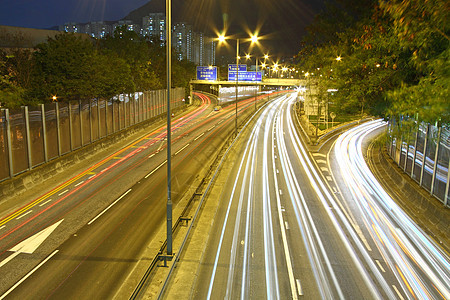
left=336, top=56, right=342, bottom=61
left=217, top=32, right=259, bottom=136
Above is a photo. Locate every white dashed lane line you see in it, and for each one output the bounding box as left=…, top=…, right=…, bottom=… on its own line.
left=39, top=199, right=53, bottom=207
left=175, top=144, right=189, bottom=156
left=88, top=189, right=132, bottom=225
left=194, top=133, right=204, bottom=141
left=16, top=210, right=32, bottom=220
left=58, top=189, right=69, bottom=196
left=144, top=160, right=167, bottom=179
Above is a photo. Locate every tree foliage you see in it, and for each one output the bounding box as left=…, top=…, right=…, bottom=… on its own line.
left=297, top=0, right=449, bottom=123
left=0, top=27, right=195, bottom=108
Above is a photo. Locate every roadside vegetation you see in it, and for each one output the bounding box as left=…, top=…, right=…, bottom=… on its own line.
left=296, top=0, right=449, bottom=124
left=0, top=25, right=195, bottom=108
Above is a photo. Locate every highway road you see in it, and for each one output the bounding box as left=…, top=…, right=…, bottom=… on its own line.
left=330, top=120, right=450, bottom=299
left=0, top=91, right=271, bottom=299
left=194, top=93, right=377, bottom=299
left=192, top=94, right=449, bottom=299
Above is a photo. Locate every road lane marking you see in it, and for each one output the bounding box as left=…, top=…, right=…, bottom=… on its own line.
left=312, top=153, right=326, bottom=158
left=58, top=189, right=69, bottom=196
left=392, top=285, right=405, bottom=300
left=175, top=143, right=189, bottom=155
left=16, top=211, right=32, bottom=220
left=208, top=125, right=215, bottom=131
left=320, top=167, right=328, bottom=172
left=375, top=259, right=386, bottom=272
left=88, top=189, right=132, bottom=225
left=279, top=189, right=283, bottom=195
left=39, top=199, right=52, bottom=207
left=0, top=226, right=5, bottom=230
left=326, top=176, right=332, bottom=181
left=0, top=250, right=59, bottom=300
left=88, top=174, right=96, bottom=179
left=148, top=153, right=155, bottom=159
left=332, top=187, right=338, bottom=193
left=194, top=133, right=204, bottom=141
left=157, top=139, right=166, bottom=152
left=144, top=160, right=167, bottom=179
left=74, top=181, right=84, bottom=187
left=296, top=279, right=303, bottom=296
left=316, top=159, right=327, bottom=164
left=285, top=221, right=289, bottom=230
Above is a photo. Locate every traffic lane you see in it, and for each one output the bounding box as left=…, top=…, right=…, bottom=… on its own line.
left=325, top=122, right=410, bottom=299
left=0, top=100, right=215, bottom=293
left=193, top=94, right=310, bottom=299
left=275, top=97, right=377, bottom=299
left=0, top=101, right=236, bottom=299
left=332, top=121, right=449, bottom=299
left=192, top=97, right=279, bottom=299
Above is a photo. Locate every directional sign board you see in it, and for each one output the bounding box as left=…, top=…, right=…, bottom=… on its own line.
left=228, top=71, right=262, bottom=82
left=196, top=66, right=217, bottom=81
left=228, top=64, right=247, bottom=72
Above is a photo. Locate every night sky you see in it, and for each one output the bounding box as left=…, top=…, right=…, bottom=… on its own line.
left=0, top=0, right=326, bottom=56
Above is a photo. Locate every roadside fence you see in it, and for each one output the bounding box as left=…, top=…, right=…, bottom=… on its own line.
left=386, top=118, right=449, bottom=207
left=0, top=88, right=185, bottom=182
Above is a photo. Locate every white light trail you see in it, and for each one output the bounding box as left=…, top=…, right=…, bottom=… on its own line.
left=334, top=120, right=450, bottom=299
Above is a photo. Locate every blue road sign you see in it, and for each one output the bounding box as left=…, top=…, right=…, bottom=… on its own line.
left=197, top=66, right=217, bottom=81
left=228, top=64, right=247, bottom=72
left=228, top=71, right=262, bottom=82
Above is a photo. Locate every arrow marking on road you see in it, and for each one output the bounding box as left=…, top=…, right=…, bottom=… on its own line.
left=0, top=219, right=64, bottom=268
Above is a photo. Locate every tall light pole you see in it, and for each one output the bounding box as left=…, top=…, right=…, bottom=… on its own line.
left=235, top=39, right=239, bottom=137
left=217, top=33, right=259, bottom=137
left=165, top=0, right=172, bottom=256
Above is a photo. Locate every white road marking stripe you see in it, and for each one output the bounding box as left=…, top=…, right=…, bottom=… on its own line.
left=332, top=187, right=337, bottom=193
left=148, top=153, right=155, bottom=159
left=296, top=279, right=303, bottom=296
left=0, top=226, right=5, bottom=230
left=16, top=211, right=32, bottom=220
left=88, top=174, right=95, bottom=179
left=375, top=259, right=385, bottom=272
left=392, top=285, right=404, bottom=300
left=0, top=250, right=59, bottom=300
left=194, top=133, right=204, bottom=141
left=208, top=125, right=215, bottom=131
left=88, top=189, right=132, bottom=225
left=279, top=189, right=283, bottom=195
left=74, top=181, right=84, bottom=187
left=316, top=159, right=327, bottom=164
left=39, top=199, right=52, bottom=207
left=58, top=189, right=69, bottom=196
left=175, top=143, right=189, bottom=155
left=312, top=152, right=326, bottom=157
left=285, top=221, right=289, bottom=230
left=144, top=160, right=167, bottom=179
left=326, top=176, right=332, bottom=181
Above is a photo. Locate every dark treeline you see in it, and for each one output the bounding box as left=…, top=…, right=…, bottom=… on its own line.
left=296, top=0, right=449, bottom=124
left=0, top=25, right=195, bottom=108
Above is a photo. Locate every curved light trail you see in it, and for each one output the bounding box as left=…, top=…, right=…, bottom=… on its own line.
left=334, top=120, right=450, bottom=300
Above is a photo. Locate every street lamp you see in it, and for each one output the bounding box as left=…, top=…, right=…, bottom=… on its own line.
left=217, top=33, right=259, bottom=136
left=165, top=0, right=173, bottom=258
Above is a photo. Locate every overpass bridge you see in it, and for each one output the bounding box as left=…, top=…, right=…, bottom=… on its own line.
left=190, top=78, right=306, bottom=88
left=190, top=78, right=307, bottom=104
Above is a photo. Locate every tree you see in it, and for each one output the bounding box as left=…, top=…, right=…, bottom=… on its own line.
left=28, top=33, right=96, bottom=102
left=100, top=26, right=162, bottom=92
left=0, top=51, right=26, bottom=108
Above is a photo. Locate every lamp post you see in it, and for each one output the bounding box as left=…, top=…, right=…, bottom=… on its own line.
left=235, top=39, right=239, bottom=136
left=217, top=33, right=259, bottom=136
left=165, top=0, right=173, bottom=257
